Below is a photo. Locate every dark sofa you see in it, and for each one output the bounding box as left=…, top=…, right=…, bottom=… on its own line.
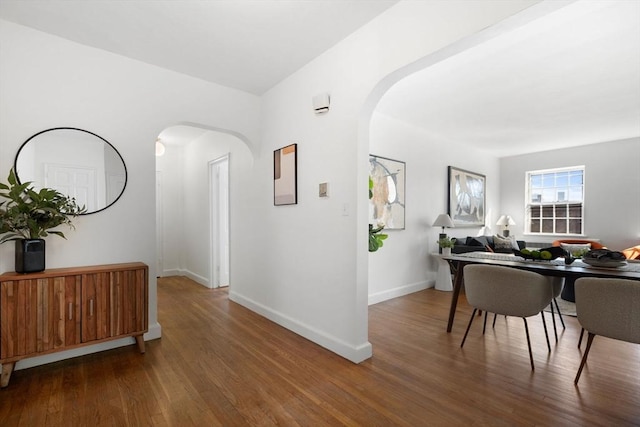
left=452, top=235, right=525, bottom=254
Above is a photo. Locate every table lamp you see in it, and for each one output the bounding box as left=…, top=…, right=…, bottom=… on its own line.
left=433, top=214, right=455, bottom=253
left=433, top=213, right=455, bottom=239
left=496, top=215, right=515, bottom=237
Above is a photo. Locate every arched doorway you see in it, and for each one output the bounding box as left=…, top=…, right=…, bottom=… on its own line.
left=358, top=0, right=574, bottom=307
left=155, top=124, right=253, bottom=290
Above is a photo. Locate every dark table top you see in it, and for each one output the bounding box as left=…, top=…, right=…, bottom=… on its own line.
left=441, top=252, right=640, bottom=280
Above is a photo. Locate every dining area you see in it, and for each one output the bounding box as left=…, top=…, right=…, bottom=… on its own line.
left=441, top=250, right=640, bottom=384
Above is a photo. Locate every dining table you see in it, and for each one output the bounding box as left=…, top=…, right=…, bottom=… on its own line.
left=441, top=251, right=640, bottom=332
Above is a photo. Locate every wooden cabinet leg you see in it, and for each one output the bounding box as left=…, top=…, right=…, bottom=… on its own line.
left=1, top=362, right=15, bottom=388
left=135, top=335, right=146, bottom=353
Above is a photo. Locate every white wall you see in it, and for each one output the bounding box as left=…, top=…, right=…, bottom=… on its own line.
left=155, top=144, right=184, bottom=275
left=229, top=0, right=540, bottom=363
left=0, top=20, right=260, bottom=369
left=0, top=0, right=545, bottom=367
left=500, top=138, right=640, bottom=250
left=367, top=113, right=500, bottom=304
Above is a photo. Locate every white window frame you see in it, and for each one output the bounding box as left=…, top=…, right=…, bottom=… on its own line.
left=525, top=165, right=585, bottom=236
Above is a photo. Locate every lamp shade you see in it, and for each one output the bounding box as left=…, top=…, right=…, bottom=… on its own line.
left=496, top=215, right=515, bottom=226
left=433, top=214, right=455, bottom=228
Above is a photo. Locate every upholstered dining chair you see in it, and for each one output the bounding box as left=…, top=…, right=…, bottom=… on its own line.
left=548, top=277, right=565, bottom=342
left=461, top=264, right=553, bottom=370
left=573, top=277, right=640, bottom=384
left=491, top=276, right=564, bottom=342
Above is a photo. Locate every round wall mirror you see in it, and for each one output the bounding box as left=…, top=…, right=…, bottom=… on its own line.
left=14, top=127, right=127, bottom=215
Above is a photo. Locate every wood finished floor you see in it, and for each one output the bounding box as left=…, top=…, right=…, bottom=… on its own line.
left=1, top=275, right=639, bottom=426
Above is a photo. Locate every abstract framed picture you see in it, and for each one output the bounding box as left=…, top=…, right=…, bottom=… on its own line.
left=448, top=166, right=485, bottom=227
left=274, top=143, right=297, bottom=205
left=369, top=154, right=406, bottom=229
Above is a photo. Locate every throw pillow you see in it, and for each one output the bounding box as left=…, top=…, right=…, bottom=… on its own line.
left=493, top=234, right=519, bottom=252
left=465, top=237, right=484, bottom=246
left=473, top=236, right=494, bottom=252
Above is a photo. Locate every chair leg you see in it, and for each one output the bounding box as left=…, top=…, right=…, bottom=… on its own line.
left=553, top=297, right=565, bottom=329
left=523, top=318, right=535, bottom=371
left=578, top=328, right=585, bottom=348
left=482, top=311, right=488, bottom=334
left=492, top=313, right=497, bottom=328
left=549, top=299, right=558, bottom=343
left=540, top=311, right=551, bottom=352
left=575, top=332, right=596, bottom=384
left=461, top=308, right=478, bottom=348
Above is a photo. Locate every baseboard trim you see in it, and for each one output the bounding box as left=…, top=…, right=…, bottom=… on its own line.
left=368, top=280, right=433, bottom=306
left=162, top=269, right=210, bottom=288
left=229, top=291, right=372, bottom=364
left=183, top=270, right=210, bottom=288
left=161, top=268, right=182, bottom=277
left=10, top=322, right=162, bottom=371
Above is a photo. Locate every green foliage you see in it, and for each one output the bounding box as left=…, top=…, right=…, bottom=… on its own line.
left=0, top=169, right=86, bottom=244
left=369, top=224, right=388, bottom=252
left=438, top=237, right=456, bottom=248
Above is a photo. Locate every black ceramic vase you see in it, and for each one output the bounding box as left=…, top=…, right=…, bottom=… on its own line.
left=15, top=239, right=46, bottom=273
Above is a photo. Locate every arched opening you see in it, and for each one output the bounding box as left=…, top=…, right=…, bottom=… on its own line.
left=155, top=123, right=254, bottom=290
left=358, top=0, right=586, bottom=323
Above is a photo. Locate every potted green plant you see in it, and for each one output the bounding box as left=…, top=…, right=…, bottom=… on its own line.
left=438, top=236, right=456, bottom=255
left=369, top=223, right=388, bottom=252
left=0, top=169, right=86, bottom=272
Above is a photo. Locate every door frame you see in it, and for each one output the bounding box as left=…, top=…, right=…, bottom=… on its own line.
left=208, top=154, right=230, bottom=288
left=156, top=171, right=163, bottom=277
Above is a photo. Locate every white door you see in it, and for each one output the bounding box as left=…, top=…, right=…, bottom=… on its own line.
left=209, top=156, right=230, bottom=288
left=44, top=164, right=96, bottom=211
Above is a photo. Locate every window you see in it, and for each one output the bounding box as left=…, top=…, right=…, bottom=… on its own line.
left=525, top=166, right=584, bottom=235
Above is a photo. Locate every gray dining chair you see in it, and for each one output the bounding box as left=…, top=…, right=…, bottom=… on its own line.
left=492, top=276, right=564, bottom=342
left=461, top=264, right=553, bottom=370
left=573, top=277, right=640, bottom=384
left=548, top=277, right=565, bottom=341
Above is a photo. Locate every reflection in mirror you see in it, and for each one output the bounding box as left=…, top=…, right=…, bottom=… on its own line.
left=14, top=128, right=127, bottom=214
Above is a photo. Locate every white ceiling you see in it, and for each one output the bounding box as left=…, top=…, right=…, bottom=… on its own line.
left=1, top=0, right=638, bottom=155
left=0, top=0, right=398, bottom=95
left=376, top=0, right=640, bottom=157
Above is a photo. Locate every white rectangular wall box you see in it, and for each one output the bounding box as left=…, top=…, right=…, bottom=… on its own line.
left=312, top=93, right=330, bottom=114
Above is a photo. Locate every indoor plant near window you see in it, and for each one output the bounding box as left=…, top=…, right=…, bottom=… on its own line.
left=0, top=169, right=86, bottom=272
left=438, top=236, right=456, bottom=256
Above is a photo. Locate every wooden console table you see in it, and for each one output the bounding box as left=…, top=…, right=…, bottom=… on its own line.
left=0, top=262, right=148, bottom=387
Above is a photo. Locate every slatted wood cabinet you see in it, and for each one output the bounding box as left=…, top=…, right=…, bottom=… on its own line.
left=0, top=262, right=148, bottom=387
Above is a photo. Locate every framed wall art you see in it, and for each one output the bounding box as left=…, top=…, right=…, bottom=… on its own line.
left=369, top=154, right=406, bottom=229
left=274, top=143, right=297, bottom=206
left=448, top=166, right=485, bottom=227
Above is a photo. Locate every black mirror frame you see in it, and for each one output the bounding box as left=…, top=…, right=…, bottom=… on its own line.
left=13, top=127, right=128, bottom=215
